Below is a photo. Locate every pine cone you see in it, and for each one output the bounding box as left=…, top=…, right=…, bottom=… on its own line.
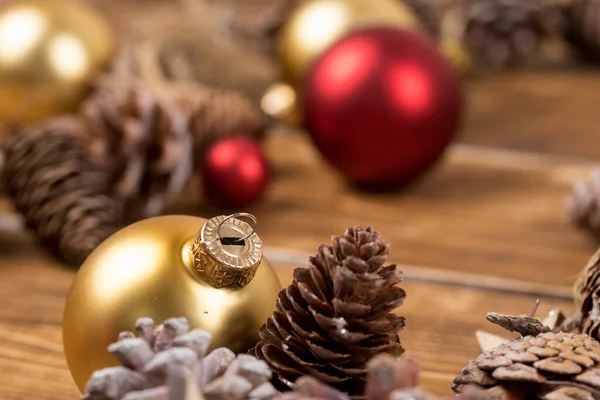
left=566, top=169, right=600, bottom=237
left=1, top=118, right=121, bottom=266
left=453, top=312, right=600, bottom=400
left=252, top=226, right=406, bottom=398
left=564, top=0, right=600, bottom=61
left=572, top=249, right=600, bottom=340
left=81, top=79, right=194, bottom=223
left=0, top=121, right=11, bottom=148
left=402, top=0, right=441, bottom=39
left=167, top=82, right=266, bottom=164
left=463, top=0, right=564, bottom=68
left=555, top=313, right=584, bottom=335
left=224, top=0, right=301, bottom=55
left=82, top=317, right=279, bottom=400
left=274, top=354, right=436, bottom=400
left=261, top=0, right=301, bottom=55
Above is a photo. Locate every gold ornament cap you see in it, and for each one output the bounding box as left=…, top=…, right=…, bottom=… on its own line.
left=189, top=213, right=263, bottom=289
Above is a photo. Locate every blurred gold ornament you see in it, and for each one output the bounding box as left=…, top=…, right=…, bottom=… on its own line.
left=439, top=6, right=471, bottom=74
left=260, top=82, right=301, bottom=126
left=0, top=0, right=114, bottom=125
left=440, top=37, right=471, bottom=74
left=62, top=213, right=281, bottom=393
left=277, top=0, right=421, bottom=88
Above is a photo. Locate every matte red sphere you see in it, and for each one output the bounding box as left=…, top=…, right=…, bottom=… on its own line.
left=201, top=137, right=270, bottom=208
left=302, top=27, right=463, bottom=188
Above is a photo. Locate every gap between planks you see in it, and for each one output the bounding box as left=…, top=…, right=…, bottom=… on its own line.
left=0, top=215, right=576, bottom=301
left=265, top=248, right=573, bottom=301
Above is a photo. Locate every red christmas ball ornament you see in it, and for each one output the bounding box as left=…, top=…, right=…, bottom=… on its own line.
left=201, top=137, right=270, bottom=208
left=302, top=27, right=463, bottom=188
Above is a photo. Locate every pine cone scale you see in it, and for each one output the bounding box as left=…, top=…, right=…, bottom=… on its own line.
left=286, top=313, right=319, bottom=341
left=303, top=366, right=349, bottom=384
left=262, top=345, right=303, bottom=379
left=307, top=260, right=332, bottom=297
left=576, top=368, right=600, bottom=387
left=372, top=287, right=406, bottom=311
left=295, top=266, right=328, bottom=301
left=558, top=351, right=593, bottom=368
left=284, top=287, right=314, bottom=322
left=491, top=363, right=546, bottom=382
left=307, top=341, right=350, bottom=362
left=298, top=283, right=331, bottom=312
left=454, top=362, right=497, bottom=387
left=332, top=299, right=371, bottom=318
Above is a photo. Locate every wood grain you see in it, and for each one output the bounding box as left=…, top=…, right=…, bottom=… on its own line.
left=462, top=69, right=600, bottom=157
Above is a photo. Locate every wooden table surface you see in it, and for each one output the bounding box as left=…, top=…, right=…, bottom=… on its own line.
left=2, top=69, right=600, bottom=399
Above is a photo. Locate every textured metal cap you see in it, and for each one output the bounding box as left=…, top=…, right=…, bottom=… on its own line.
left=189, top=214, right=263, bottom=289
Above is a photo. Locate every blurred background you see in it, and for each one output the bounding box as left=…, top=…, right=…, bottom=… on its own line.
left=2, top=0, right=598, bottom=260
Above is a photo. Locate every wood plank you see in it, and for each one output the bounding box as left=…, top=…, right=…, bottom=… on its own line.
left=461, top=69, right=600, bottom=157
left=0, top=252, right=574, bottom=399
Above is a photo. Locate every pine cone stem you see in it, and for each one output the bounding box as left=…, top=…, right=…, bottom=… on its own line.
left=485, top=312, right=551, bottom=337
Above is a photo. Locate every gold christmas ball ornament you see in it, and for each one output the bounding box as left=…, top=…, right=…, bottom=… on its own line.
left=278, top=0, right=421, bottom=88
left=62, top=213, right=282, bottom=393
left=0, top=0, right=114, bottom=125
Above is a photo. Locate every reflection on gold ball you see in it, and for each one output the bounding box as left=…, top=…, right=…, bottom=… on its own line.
left=261, top=82, right=302, bottom=126
left=278, top=0, right=421, bottom=89
left=62, top=215, right=281, bottom=393
left=0, top=0, right=114, bottom=125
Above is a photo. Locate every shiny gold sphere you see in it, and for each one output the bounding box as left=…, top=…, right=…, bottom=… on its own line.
left=0, top=0, right=114, bottom=125
left=62, top=215, right=282, bottom=393
left=277, top=0, right=421, bottom=88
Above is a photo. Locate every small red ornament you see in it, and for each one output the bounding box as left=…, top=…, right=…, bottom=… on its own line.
left=201, top=137, right=270, bottom=208
left=302, top=27, right=463, bottom=188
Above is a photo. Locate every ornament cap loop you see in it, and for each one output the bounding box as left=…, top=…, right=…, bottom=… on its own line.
left=189, top=214, right=263, bottom=289
left=216, top=213, right=258, bottom=244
